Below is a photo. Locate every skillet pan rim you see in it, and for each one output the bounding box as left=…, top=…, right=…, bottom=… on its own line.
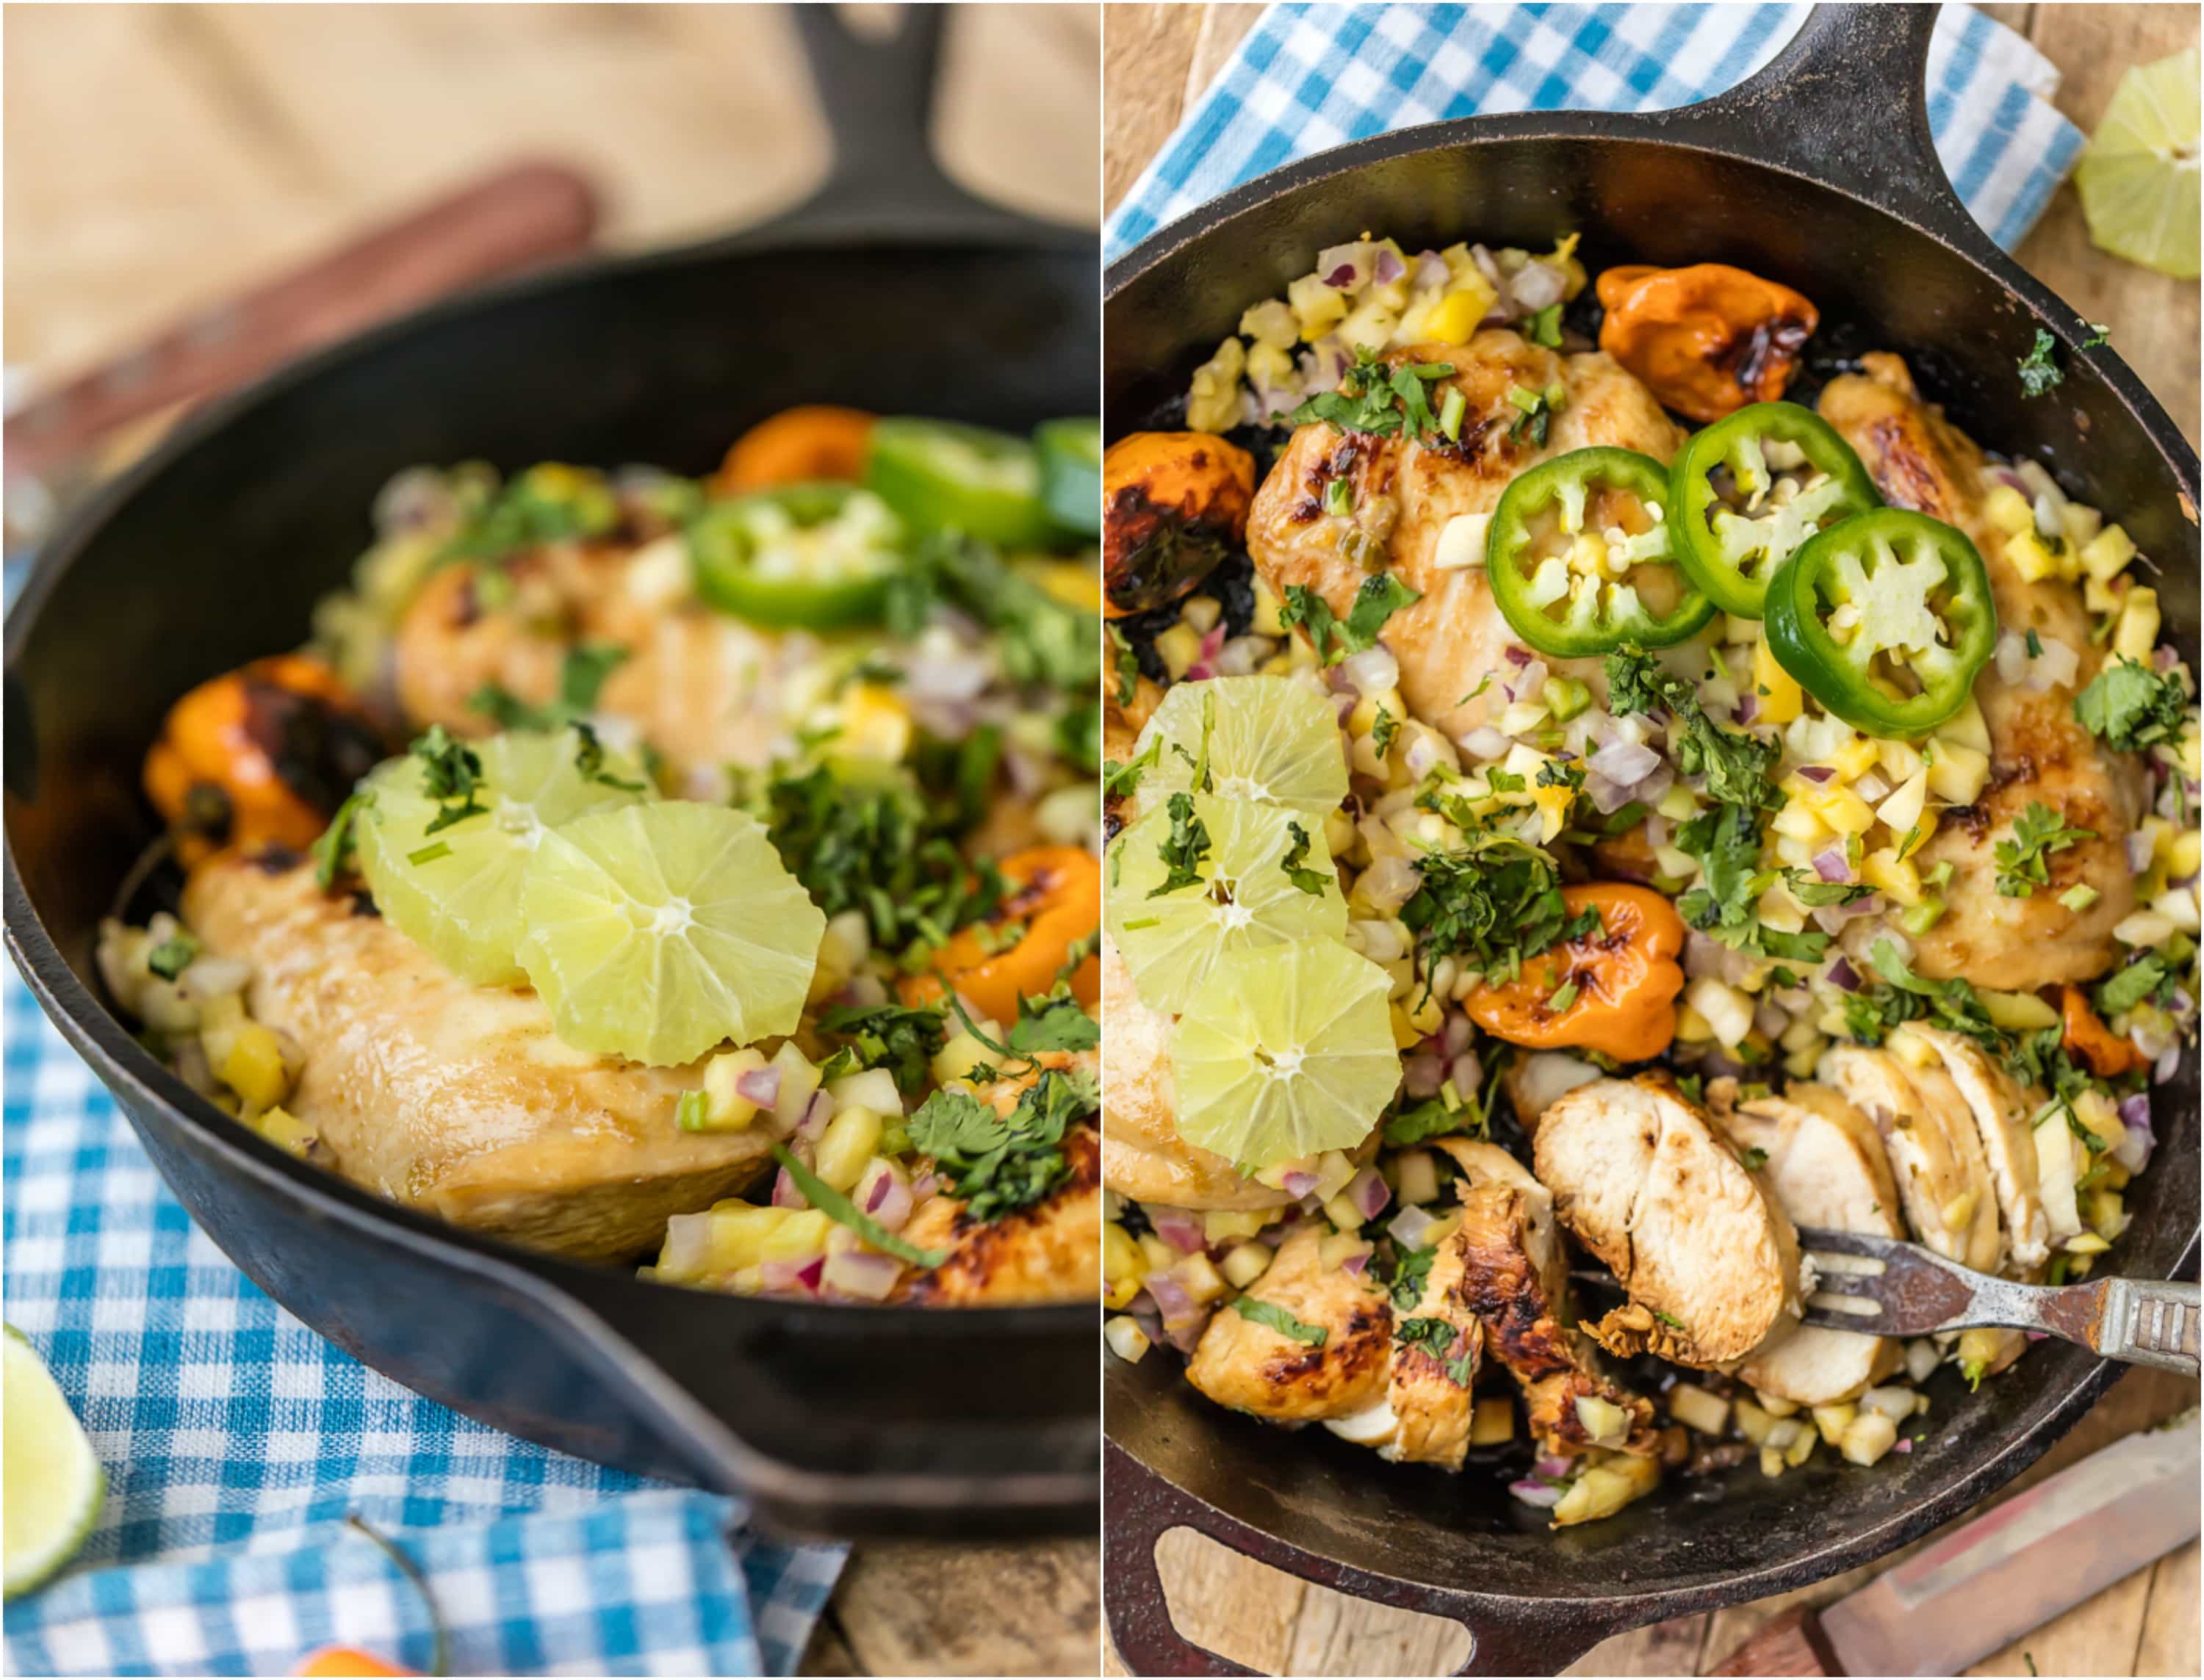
left=4, top=215, right=1097, bottom=1337
left=1098, top=106, right=2200, bottom=1635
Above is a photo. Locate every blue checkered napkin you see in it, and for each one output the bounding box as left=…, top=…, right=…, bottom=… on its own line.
left=1105, top=3, right=2086, bottom=262
left=1, top=983, right=845, bottom=1676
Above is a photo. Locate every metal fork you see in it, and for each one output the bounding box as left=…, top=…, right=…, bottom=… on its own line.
left=1796, top=1227, right=2200, bottom=1376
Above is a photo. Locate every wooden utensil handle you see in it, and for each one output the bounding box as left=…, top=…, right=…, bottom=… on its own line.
left=1710, top=1607, right=1844, bottom=1676
left=4, top=159, right=598, bottom=480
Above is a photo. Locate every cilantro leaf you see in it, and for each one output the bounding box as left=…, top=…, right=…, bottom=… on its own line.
left=1279, top=821, right=1330, bottom=896
left=311, top=787, right=377, bottom=891
left=1104, top=735, right=1163, bottom=798
left=1394, top=1315, right=1475, bottom=1385
left=1006, top=990, right=1101, bottom=1056
left=1382, top=1244, right=1436, bottom=1313
left=2096, top=951, right=2175, bottom=1017
left=1994, top=801, right=2095, bottom=898
left=1286, top=346, right=1455, bottom=443
left=1606, top=645, right=1782, bottom=810
left=906, top=1064, right=1092, bottom=1222
left=1279, top=574, right=1422, bottom=666
left=1150, top=792, right=1214, bottom=897
left=1233, top=1296, right=1329, bottom=1346
left=2075, top=656, right=2190, bottom=754
left=2018, top=328, right=2064, bottom=397
left=815, top=1001, right=948, bottom=1096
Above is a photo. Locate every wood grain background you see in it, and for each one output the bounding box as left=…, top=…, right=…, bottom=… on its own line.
left=1102, top=4, right=2198, bottom=1675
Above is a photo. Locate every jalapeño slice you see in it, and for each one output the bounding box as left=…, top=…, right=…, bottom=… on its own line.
left=1762, top=507, right=1998, bottom=738
left=1671, top=402, right=1881, bottom=619
left=1485, top=446, right=1716, bottom=659
left=688, top=482, right=906, bottom=630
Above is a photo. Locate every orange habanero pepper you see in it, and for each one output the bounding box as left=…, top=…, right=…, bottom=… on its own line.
left=900, top=846, right=1102, bottom=1028
left=1595, top=264, right=1818, bottom=423
left=1464, top=882, right=1686, bottom=1062
left=713, top=405, right=876, bottom=494
left=2061, top=984, right=2143, bottom=1078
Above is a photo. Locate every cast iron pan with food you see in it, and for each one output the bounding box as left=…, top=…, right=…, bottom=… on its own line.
left=4, top=11, right=1094, bottom=1540
left=1101, top=5, right=2199, bottom=1670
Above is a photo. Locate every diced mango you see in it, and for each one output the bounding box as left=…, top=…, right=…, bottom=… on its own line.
left=1752, top=641, right=1804, bottom=726
left=1862, top=847, right=1922, bottom=906
left=1425, top=280, right=1497, bottom=345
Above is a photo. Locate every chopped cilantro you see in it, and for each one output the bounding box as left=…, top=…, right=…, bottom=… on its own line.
left=146, top=934, right=200, bottom=981
left=2096, top=951, right=2175, bottom=1017
left=1383, top=1244, right=1436, bottom=1312
left=771, top=1142, right=948, bottom=1269
left=1371, top=705, right=1401, bottom=760
left=311, top=788, right=377, bottom=890
left=1279, top=574, right=1422, bottom=666
left=1109, top=624, right=1140, bottom=707
left=1737, top=1146, right=1769, bottom=1172
left=1279, top=821, right=1330, bottom=896
left=1395, top=1315, right=1476, bottom=1385
left=2075, top=656, right=2190, bottom=754
left=1400, top=830, right=1599, bottom=986
left=1104, top=735, right=1164, bottom=798
left=815, top=1001, right=949, bottom=1096
left=408, top=726, right=489, bottom=836
left=906, top=1063, right=1094, bottom=1222
left=1286, top=346, right=1456, bottom=444
left=2018, top=328, right=2064, bottom=397
left=1994, top=801, right=2095, bottom=898
left=1234, top=1295, right=1329, bottom=1346
left=1150, top=793, right=1214, bottom=897
left=1607, top=645, right=1782, bottom=811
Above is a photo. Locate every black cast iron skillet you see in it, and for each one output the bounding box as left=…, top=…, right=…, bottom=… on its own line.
left=1101, top=5, right=2200, bottom=1670
left=4, top=9, right=1095, bottom=1541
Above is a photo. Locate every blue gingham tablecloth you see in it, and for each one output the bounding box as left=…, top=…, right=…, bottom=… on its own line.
left=1105, top=2, right=2084, bottom=262
left=1, top=983, right=845, bottom=1676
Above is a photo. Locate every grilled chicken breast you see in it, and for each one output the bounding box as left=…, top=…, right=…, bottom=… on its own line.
left=902, top=1122, right=1101, bottom=1305
left=1099, top=938, right=1292, bottom=1212
left=1910, top=1025, right=2053, bottom=1271
left=1436, top=1139, right=1659, bottom=1457
left=1186, top=1226, right=1392, bottom=1424
left=1246, top=332, right=1688, bottom=741
left=1535, top=1075, right=1803, bottom=1366
left=1818, top=356, right=2144, bottom=989
left=1716, top=1082, right=1906, bottom=1405
left=1822, top=1042, right=2004, bottom=1274
left=183, top=851, right=772, bottom=1260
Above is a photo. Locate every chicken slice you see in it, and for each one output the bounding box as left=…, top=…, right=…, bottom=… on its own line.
left=1323, top=1221, right=1485, bottom=1470
left=1185, top=1226, right=1392, bottom=1424
left=1098, top=937, right=1293, bottom=1211
left=1714, top=1082, right=1906, bottom=1405
left=1535, top=1075, right=1803, bottom=1366
left=1818, top=356, right=2143, bottom=990
left=1821, top=1043, right=2003, bottom=1273
left=1436, top=1139, right=1660, bottom=1457
left=1908, top=1025, right=2052, bottom=1270
left=902, top=1121, right=1101, bottom=1305
left=1246, top=332, right=1688, bottom=741
left=182, top=851, right=772, bottom=1261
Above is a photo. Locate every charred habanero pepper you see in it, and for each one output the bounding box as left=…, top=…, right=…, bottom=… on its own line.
left=1101, top=430, right=1257, bottom=617
left=1464, top=883, right=1687, bottom=1062
left=898, top=845, right=1102, bottom=1026
left=713, top=405, right=875, bottom=494
left=143, top=655, right=385, bottom=868
left=1762, top=507, right=1999, bottom=737
left=1485, top=446, right=1715, bottom=658
left=1596, top=264, right=1818, bottom=423
left=1669, top=402, right=1881, bottom=619
left=2061, top=985, right=2144, bottom=1078
left=688, top=481, right=907, bottom=630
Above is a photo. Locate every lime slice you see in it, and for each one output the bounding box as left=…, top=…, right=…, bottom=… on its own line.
left=1106, top=795, right=1347, bottom=1014
left=519, top=801, right=824, bottom=1065
left=1134, top=675, right=1349, bottom=815
left=1171, top=941, right=1401, bottom=1169
left=4, top=1327, right=104, bottom=1599
left=356, top=728, right=651, bottom=987
left=2075, top=49, right=2200, bottom=279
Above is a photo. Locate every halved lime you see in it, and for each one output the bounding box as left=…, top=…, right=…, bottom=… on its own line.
left=1134, top=675, right=1349, bottom=815
left=2075, top=49, right=2200, bottom=278
left=1107, top=795, right=1347, bottom=1014
left=4, top=1327, right=104, bottom=1600
left=1171, top=941, right=1401, bottom=1169
left=519, top=801, right=824, bottom=1066
left=356, top=728, right=650, bottom=987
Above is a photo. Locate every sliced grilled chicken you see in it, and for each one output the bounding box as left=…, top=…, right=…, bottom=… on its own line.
left=1246, top=332, right=1690, bottom=742
left=902, top=1122, right=1101, bottom=1305
left=1909, top=1025, right=2053, bottom=1270
left=1103, top=674, right=1163, bottom=842
left=1099, top=937, right=1293, bottom=1212
left=1185, top=1226, right=1393, bottom=1424
left=1535, top=1075, right=1804, bottom=1367
left=1322, top=1221, right=1484, bottom=1470
left=1822, top=1043, right=2003, bottom=1273
left=1818, top=356, right=2143, bottom=991
left=182, top=852, right=771, bottom=1260
left=1715, top=1082, right=1906, bottom=1405
left=1436, top=1139, right=1660, bottom=1457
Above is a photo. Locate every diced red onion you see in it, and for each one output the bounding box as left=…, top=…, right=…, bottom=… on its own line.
left=2032, top=637, right=2079, bottom=691
left=798, top=1091, right=834, bottom=1142
left=1893, top=1437, right=1914, bottom=1454
left=1164, top=1312, right=1211, bottom=1354
left=1509, top=1478, right=1566, bottom=1509
left=1644, top=813, right=1670, bottom=850
left=1450, top=1051, right=1482, bottom=1097
left=1142, top=1269, right=1195, bottom=1320
left=760, top=1256, right=824, bottom=1294
left=1588, top=739, right=1662, bottom=787
left=1403, top=1052, right=1444, bottom=1099
left=1342, top=645, right=1399, bottom=697
left=659, top=1214, right=716, bottom=1276
left=843, top=973, right=889, bottom=1008
left=1798, top=764, right=1837, bottom=784
left=1152, top=1208, right=1206, bottom=1254
left=1317, top=242, right=1372, bottom=288
left=1812, top=848, right=1853, bottom=884
left=1988, top=465, right=2030, bottom=495
left=1754, top=1001, right=1790, bottom=1039
left=1281, top=1169, right=1321, bottom=1199
left=1442, top=1012, right=1474, bottom=1059
left=910, top=1171, right=940, bottom=1202
left=822, top=1250, right=902, bottom=1300
left=1333, top=691, right=1358, bottom=726
left=1514, top=660, right=1549, bottom=702
left=1510, top=260, right=1566, bottom=311
left=1348, top=1167, right=1391, bottom=1221
left=1995, top=630, right=2029, bottom=686
left=736, top=1067, right=782, bottom=1107
left=2156, top=644, right=2180, bottom=671
left=1533, top=1454, right=1572, bottom=1479
left=1461, top=725, right=1512, bottom=761
left=1184, top=663, right=1216, bottom=682
left=1413, top=250, right=1449, bottom=289
left=2155, top=1045, right=2182, bottom=1086
left=1214, top=637, right=1267, bottom=677
left=1372, top=246, right=1406, bottom=286
left=904, top=655, right=990, bottom=703
left=1504, top=643, right=1533, bottom=667
left=1734, top=691, right=1759, bottom=726
left=860, top=1165, right=915, bottom=1231
left=771, top=1167, right=806, bottom=1210
left=1340, top=1250, right=1372, bottom=1279
left=1828, top=957, right=1862, bottom=992
left=1388, top=1204, right=1438, bottom=1250
left=1004, top=746, right=1052, bottom=795
left=2115, top=1095, right=2156, bottom=1172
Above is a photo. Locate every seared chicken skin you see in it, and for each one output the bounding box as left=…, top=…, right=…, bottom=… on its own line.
left=1713, top=1081, right=1906, bottom=1406
left=183, top=852, right=772, bottom=1260
left=1818, top=356, right=2144, bottom=990
left=1246, top=331, right=1688, bottom=741
left=1438, top=1140, right=1660, bottom=1458
left=1535, top=1075, right=1804, bottom=1367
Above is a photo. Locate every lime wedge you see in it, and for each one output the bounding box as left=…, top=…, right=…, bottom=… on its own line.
left=356, top=728, right=650, bottom=987
left=1106, top=795, right=1347, bottom=1014
left=4, top=1327, right=104, bottom=1599
left=1134, top=675, right=1349, bottom=816
left=519, top=801, right=824, bottom=1065
left=1171, top=941, right=1401, bottom=1169
left=2075, top=49, right=2200, bottom=278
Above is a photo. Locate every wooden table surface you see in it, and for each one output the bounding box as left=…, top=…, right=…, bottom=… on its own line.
left=4, top=6, right=1099, bottom=1676
left=1103, top=4, right=2199, bottom=1676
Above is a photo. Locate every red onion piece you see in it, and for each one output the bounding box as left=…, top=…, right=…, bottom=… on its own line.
left=1340, top=1250, right=1372, bottom=1279
left=1372, top=246, right=1407, bottom=285
left=1798, top=764, right=1837, bottom=784
left=736, top=1067, right=782, bottom=1107
left=1812, top=848, right=1853, bottom=883
left=1153, top=1208, right=1207, bottom=1254
left=1734, top=691, right=1758, bottom=726
left=760, top=1255, right=824, bottom=1294
left=1449, top=1051, right=1482, bottom=1097
left=1388, top=1204, right=1438, bottom=1250
left=1828, top=956, right=1862, bottom=992
left=1281, top=1169, right=1321, bottom=1199
left=1442, top=1012, right=1474, bottom=1059
left=1509, top=1478, right=1566, bottom=1508
left=1533, top=1453, right=1572, bottom=1479
left=798, top=1091, right=834, bottom=1142
left=1510, top=260, right=1566, bottom=311
left=771, top=1167, right=806, bottom=1209
left=2155, top=1045, right=2181, bottom=1086
left=1893, top=1437, right=1913, bottom=1454
left=1403, top=1053, right=1444, bottom=1099
left=1504, top=643, right=1533, bottom=668
left=1589, top=739, right=1662, bottom=787
left=1142, top=1269, right=1195, bottom=1321
left=822, top=1250, right=902, bottom=1301
left=1348, top=1166, right=1391, bottom=1221
left=1461, top=725, right=1513, bottom=761
left=1413, top=250, right=1449, bottom=289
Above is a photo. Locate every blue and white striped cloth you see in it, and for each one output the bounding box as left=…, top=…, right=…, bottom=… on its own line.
left=1106, top=2, right=2084, bottom=262
left=1, top=984, right=845, bottom=1676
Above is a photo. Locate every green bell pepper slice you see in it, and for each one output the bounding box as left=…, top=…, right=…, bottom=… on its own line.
left=1762, top=507, right=1999, bottom=738
left=1671, top=402, right=1881, bottom=619
left=1485, top=446, right=1717, bottom=659
left=1034, top=417, right=1101, bottom=537
left=865, top=417, right=1059, bottom=547
left=688, top=482, right=906, bottom=630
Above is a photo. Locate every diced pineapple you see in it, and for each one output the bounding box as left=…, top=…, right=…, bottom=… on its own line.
left=1335, top=297, right=1400, bottom=350
left=2005, top=527, right=2064, bottom=583
left=1176, top=1253, right=1229, bottom=1305
left=1220, top=1242, right=1273, bottom=1290
left=2079, top=522, right=2136, bottom=583
left=216, top=1020, right=291, bottom=1111
left=1861, top=847, right=1921, bottom=906
left=1246, top=339, right=1295, bottom=393
left=248, top=1106, right=319, bottom=1159
left=1104, top=1315, right=1152, bottom=1363
left=1938, top=696, right=1992, bottom=754
left=1103, top=1222, right=1148, bottom=1309
left=1186, top=336, right=1248, bottom=433
left=1771, top=799, right=1831, bottom=844
left=761, top=1208, right=835, bottom=1263
left=932, top=1031, right=1004, bottom=1088
left=837, top=682, right=912, bottom=763
left=1752, top=640, right=1804, bottom=725
left=1926, top=742, right=1989, bottom=804
left=1469, top=1397, right=1516, bottom=1446
left=697, top=1047, right=769, bottom=1131
left=1551, top=1455, right=1659, bottom=1526
left=1981, top=989, right=2061, bottom=1031
left=814, top=1106, right=882, bottom=1193
left=769, top=1041, right=822, bottom=1131
left=1810, top=784, right=1878, bottom=836
left=1156, top=621, right=1205, bottom=679
left=2113, top=588, right=2161, bottom=662
left=1239, top=298, right=1299, bottom=350
left=1983, top=483, right=2034, bottom=534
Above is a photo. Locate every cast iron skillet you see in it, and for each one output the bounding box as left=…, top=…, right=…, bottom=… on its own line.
left=4, top=10, right=1095, bottom=1541
left=1101, top=6, right=2199, bottom=1670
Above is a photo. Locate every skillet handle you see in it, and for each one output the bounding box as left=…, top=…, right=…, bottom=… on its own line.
left=1101, top=1441, right=1624, bottom=1676
left=1663, top=2, right=1998, bottom=259
left=785, top=6, right=1028, bottom=238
